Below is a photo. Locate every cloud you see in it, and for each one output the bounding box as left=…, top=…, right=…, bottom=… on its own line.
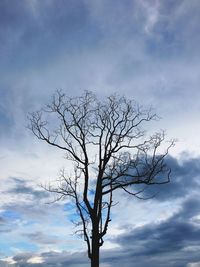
left=0, top=216, right=6, bottom=224
left=6, top=177, right=50, bottom=200
left=0, top=1, right=200, bottom=266
left=139, top=155, right=200, bottom=201
left=0, top=176, right=84, bottom=257
left=0, top=215, right=13, bottom=233
left=1, top=155, right=200, bottom=267
left=0, top=177, right=59, bottom=228
left=0, top=0, right=95, bottom=73
left=0, top=0, right=200, bottom=156
left=188, top=263, right=200, bottom=267
left=24, top=231, right=63, bottom=245
left=9, top=250, right=89, bottom=267
left=106, top=197, right=200, bottom=267
left=4, top=197, right=200, bottom=267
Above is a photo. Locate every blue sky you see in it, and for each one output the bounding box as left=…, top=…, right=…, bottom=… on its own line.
left=0, top=0, right=200, bottom=266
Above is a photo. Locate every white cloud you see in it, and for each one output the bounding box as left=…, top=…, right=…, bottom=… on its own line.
left=2, top=257, right=16, bottom=265
left=27, top=256, right=44, bottom=264
left=140, top=0, right=160, bottom=33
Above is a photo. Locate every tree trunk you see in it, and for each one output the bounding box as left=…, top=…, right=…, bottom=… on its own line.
left=91, top=223, right=100, bottom=267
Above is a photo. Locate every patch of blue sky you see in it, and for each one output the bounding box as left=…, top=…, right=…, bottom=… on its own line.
left=1, top=210, right=21, bottom=221
left=12, top=241, right=38, bottom=253
left=0, top=237, right=38, bottom=256
left=88, top=189, right=95, bottom=197
left=57, top=241, right=85, bottom=252
left=63, top=203, right=89, bottom=224
left=63, top=203, right=75, bottom=212
left=22, top=219, right=38, bottom=227
left=0, top=242, right=15, bottom=256
left=68, top=212, right=80, bottom=224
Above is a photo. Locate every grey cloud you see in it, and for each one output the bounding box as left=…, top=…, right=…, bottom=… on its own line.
left=2, top=201, right=51, bottom=223
left=107, top=197, right=200, bottom=267
left=0, top=261, right=13, bottom=267
left=10, top=250, right=89, bottom=267
left=0, top=177, right=52, bottom=227
left=3, top=0, right=199, bottom=74
left=0, top=215, right=16, bottom=233
left=144, top=0, right=200, bottom=58
left=0, top=176, right=69, bottom=235
left=0, top=216, right=6, bottom=224
left=12, top=252, right=34, bottom=266
left=1, top=0, right=199, bottom=146
left=0, top=229, right=12, bottom=233
left=24, top=231, right=63, bottom=245
left=7, top=177, right=50, bottom=200
left=136, top=155, right=200, bottom=201
left=117, top=199, right=200, bottom=252
left=0, top=0, right=95, bottom=72
left=41, top=250, right=89, bottom=266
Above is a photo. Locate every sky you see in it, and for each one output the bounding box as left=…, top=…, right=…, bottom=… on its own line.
left=0, top=0, right=200, bottom=266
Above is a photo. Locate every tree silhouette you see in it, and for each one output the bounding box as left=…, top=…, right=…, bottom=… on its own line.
left=29, top=91, right=174, bottom=267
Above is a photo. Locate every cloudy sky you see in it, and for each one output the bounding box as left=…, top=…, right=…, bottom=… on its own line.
left=0, top=0, right=200, bottom=266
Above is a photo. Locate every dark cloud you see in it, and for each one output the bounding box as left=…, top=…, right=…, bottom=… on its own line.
left=12, top=252, right=34, bottom=266
left=117, top=199, right=200, bottom=253
left=106, top=197, right=200, bottom=267
left=10, top=250, right=89, bottom=267
left=136, top=155, right=200, bottom=201
left=41, top=250, right=89, bottom=267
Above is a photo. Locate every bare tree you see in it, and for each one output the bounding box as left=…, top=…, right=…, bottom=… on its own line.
left=28, top=91, right=174, bottom=267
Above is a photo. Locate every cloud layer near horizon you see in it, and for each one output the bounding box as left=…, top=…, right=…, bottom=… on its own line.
left=1, top=155, right=200, bottom=266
